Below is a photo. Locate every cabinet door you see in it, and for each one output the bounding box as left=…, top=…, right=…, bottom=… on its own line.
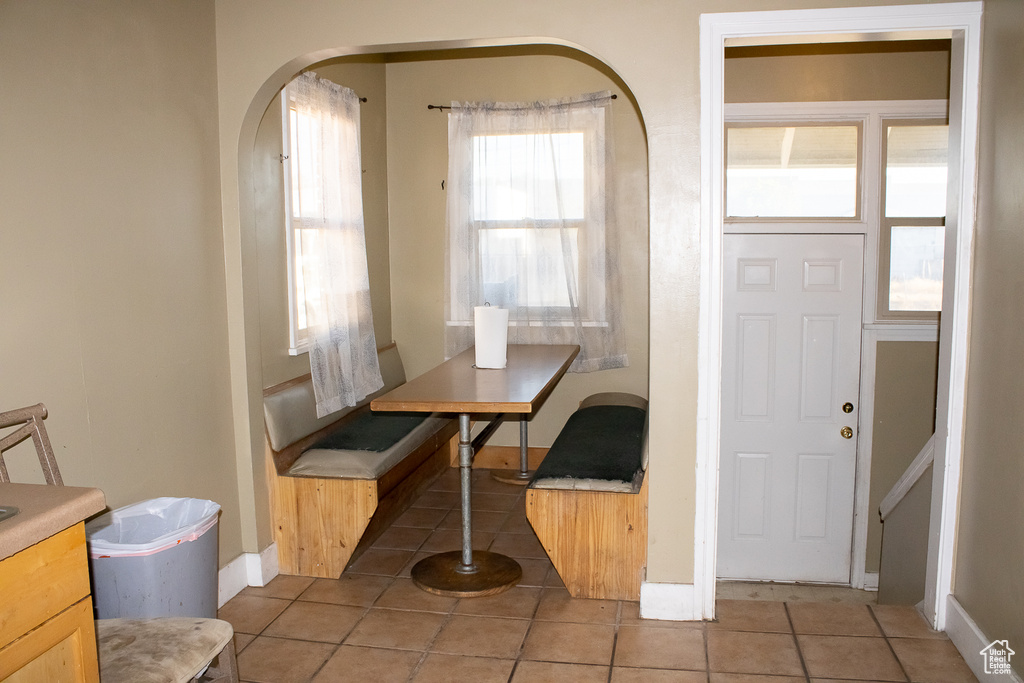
left=0, top=523, right=99, bottom=682
left=0, top=598, right=99, bottom=683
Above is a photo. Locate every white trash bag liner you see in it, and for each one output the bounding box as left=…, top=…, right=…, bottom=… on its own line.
left=86, top=497, right=220, bottom=558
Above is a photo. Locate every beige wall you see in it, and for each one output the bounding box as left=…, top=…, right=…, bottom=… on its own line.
left=953, top=0, right=1024, bottom=662
left=725, top=41, right=950, bottom=103
left=0, top=1, right=242, bottom=562
left=878, top=463, right=932, bottom=605
left=384, top=47, right=649, bottom=448
left=254, top=57, right=393, bottom=389
left=867, top=341, right=938, bottom=573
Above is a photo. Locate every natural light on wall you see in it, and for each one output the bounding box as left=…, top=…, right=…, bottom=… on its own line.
left=726, top=125, right=860, bottom=218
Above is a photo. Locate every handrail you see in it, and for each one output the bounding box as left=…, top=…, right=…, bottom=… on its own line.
left=879, top=433, right=935, bottom=522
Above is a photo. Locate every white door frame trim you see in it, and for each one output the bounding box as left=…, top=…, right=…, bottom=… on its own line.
left=696, top=2, right=982, bottom=626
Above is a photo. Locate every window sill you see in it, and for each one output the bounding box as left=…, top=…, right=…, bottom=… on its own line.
left=863, top=323, right=939, bottom=342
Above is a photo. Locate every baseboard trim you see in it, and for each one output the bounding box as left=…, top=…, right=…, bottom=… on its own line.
left=217, top=543, right=280, bottom=608
left=640, top=582, right=702, bottom=621
left=945, top=595, right=1022, bottom=682
left=250, top=541, right=280, bottom=586
left=217, top=554, right=248, bottom=608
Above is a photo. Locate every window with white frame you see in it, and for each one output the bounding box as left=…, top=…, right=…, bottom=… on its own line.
left=471, top=129, right=593, bottom=314
left=280, top=72, right=382, bottom=415
left=444, top=92, right=628, bottom=372
left=878, top=121, right=948, bottom=320
left=281, top=77, right=365, bottom=352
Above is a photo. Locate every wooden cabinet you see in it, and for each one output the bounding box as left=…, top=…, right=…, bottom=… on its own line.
left=0, top=522, right=100, bottom=682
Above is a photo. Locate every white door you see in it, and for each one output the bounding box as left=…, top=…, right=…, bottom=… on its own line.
left=718, top=233, right=863, bottom=583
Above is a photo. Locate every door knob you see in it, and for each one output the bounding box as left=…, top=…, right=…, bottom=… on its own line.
left=840, top=426, right=853, bottom=439
left=842, top=402, right=854, bottom=413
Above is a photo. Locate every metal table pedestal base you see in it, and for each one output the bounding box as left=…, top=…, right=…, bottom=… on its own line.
left=490, top=469, right=534, bottom=485
left=410, top=551, right=522, bottom=598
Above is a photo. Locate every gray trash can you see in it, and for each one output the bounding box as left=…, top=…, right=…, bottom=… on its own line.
left=85, top=497, right=221, bottom=619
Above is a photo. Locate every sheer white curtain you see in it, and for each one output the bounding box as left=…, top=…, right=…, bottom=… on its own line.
left=444, top=91, right=627, bottom=372
left=287, top=72, right=382, bottom=416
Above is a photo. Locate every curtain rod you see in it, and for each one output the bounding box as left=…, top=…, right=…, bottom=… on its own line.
left=427, top=93, right=616, bottom=111
left=295, top=70, right=368, bottom=102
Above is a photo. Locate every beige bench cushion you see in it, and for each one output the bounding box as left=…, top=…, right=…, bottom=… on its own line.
left=578, top=392, right=648, bottom=411
left=97, top=617, right=233, bottom=683
left=529, top=475, right=641, bottom=494
left=287, top=414, right=450, bottom=479
left=264, top=345, right=406, bottom=453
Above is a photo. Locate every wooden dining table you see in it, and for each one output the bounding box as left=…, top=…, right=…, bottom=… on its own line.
left=370, top=343, right=579, bottom=597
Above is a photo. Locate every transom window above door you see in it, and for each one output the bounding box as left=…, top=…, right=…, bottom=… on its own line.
left=726, top=123, right=861, bottom=219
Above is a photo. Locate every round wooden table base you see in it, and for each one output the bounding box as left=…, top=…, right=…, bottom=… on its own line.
left=490, top=468, right=534, bottom=486
left=411, top=550, right=522, bottom=597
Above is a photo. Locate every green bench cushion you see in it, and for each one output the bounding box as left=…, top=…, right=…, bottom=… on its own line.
left=531, top=403, right=646, bottom=493
left=310, top=411, right=429, bottom=452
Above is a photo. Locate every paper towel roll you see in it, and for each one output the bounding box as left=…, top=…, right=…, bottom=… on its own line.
left=474, top=305, right=509, bottom=369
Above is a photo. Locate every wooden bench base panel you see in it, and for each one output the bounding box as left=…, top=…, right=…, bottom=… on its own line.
left=526, top=476, right=647, bottom=601
left=346, top=437, right=453, bottom=567
left=267, top=429, right=455, bottom=578
left=268, top=455, right=376, bottom=578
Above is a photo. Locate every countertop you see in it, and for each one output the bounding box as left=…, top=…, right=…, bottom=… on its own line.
left=0, top=483, right=106, bottom=561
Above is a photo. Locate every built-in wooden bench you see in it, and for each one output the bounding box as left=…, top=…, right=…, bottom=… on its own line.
left=264, top=343, right=458, bottom=578
left=526, top=392, right=648, bottom=600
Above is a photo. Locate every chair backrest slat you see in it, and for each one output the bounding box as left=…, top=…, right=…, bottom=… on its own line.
left=0, top=403, right=63, bottom=486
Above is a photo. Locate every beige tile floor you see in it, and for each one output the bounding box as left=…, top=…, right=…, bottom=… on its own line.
left=218, top=467, right=977, bottom=683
